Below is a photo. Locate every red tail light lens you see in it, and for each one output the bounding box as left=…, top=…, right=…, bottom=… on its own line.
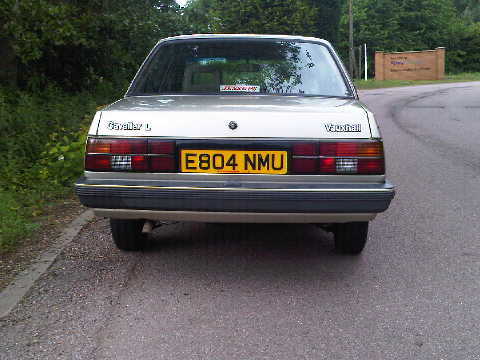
left=150, top=140, right=175, bottom=154
left=358, top=158, right=385, bottom=174
left=318, top=142, right=337, bottom=157
left=150, top=157, right=175, bottom=171
left=85, top=155, right=111, bottom=171
left=292, top=141, right=385, bottom=175
left=85, top=138, right=176, bottom=172
left=318, top=158, right=336, bottom=173
left=87, top=138, right=147, bottom=154
left=111, top=140, right=146, bottom=154
left=319, top=142, right=383, bottom=157
left=131, top=156, right=148, bottom=171
left=292, top=158, right=317, bottom=173
left=292, top=143, right=318, bottom=156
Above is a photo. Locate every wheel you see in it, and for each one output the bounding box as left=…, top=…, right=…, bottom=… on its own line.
left=333, top=222, right=369, bottom=255
left=109, top=219, right=146, bottom=251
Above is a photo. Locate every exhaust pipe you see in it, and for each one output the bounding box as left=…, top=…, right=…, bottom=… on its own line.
left=142, top=220, right=154, bottom=234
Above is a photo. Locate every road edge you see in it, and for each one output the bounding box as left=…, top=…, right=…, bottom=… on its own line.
left=0, top=209, right=94, bottom=318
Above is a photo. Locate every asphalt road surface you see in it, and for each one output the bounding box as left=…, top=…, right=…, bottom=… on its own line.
left=2, top=82, right=480, bottom=360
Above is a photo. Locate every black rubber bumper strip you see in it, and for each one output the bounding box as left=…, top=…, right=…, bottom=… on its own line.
left=75, top=181, right=395, bottom=214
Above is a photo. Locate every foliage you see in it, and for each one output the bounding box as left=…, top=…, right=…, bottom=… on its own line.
left=306, top=0, right=342, bottom=44
left=0, top=0, right=190, bottom=251
left=0, top=84, right=118, bottom=251
left=37, top=115, right=91, bottom=187
left=184, top=0, right=342, bottom=44
left=445, top=22, right=480, bottom=73
left=1, top=0, right=79, bottom=63
left=183, top=0, right=479, bottom=75
left=336, top=0, right=477, bottom=75
left=2, top=0, right=480, bottom=87
left=0, top=190, right=37, bottom=252
left=207, top=0, right=318, bottom=36
left=454, top=0, right=480, bottom=21
left=0, top=86, right=94, bottom=191
left=338, top=0, right=457, bottom=52
left=183, top=0, right=216, bottom=33
left=0, top=0, right=185, bottom=90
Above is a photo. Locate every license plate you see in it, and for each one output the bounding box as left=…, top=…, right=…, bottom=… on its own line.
left=180, top=149, right=288, bottom=174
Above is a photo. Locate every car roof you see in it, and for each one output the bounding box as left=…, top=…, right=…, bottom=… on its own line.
left=158, top=34, right=332, bottom=46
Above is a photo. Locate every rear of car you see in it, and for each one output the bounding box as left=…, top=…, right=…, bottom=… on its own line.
left=75, top=34, right=395, bottom=254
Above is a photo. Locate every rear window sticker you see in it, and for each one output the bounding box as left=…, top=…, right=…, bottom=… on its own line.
left=220, top=85, right=261, bottom=93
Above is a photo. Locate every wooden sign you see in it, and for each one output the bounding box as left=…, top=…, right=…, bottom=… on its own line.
left=375, top=48, right=445, bottom=81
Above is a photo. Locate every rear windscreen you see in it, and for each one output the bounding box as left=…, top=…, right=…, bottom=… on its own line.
left=128, top=40, right=351, bottom=97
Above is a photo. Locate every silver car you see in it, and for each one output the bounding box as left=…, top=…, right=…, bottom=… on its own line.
left=75, top=34, right=395, bottom=254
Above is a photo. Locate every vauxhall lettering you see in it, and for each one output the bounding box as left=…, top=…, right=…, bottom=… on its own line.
left=325, top=123, right=362, bottom=132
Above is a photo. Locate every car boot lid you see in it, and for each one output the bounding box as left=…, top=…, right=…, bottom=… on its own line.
left=91, top=95, right=373, bottom=139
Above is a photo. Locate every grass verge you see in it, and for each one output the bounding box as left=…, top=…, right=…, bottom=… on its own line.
left=355, top=72, right=480, bottom=90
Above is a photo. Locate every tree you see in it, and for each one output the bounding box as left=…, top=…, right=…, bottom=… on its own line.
left=306, top=0, right=342, bottom=43
left=0, top=0, right=185, bottom=90
left=208, top=0, right=317, bottom=36
left=184, top=0, right=341, bottom=41
left=339, top=0, right=457, bottom=53
left=183, top=0, right=216, bottom=33
left=336, top=0, right=459, bottom=69
left=454, top=0, right=480, bottom=20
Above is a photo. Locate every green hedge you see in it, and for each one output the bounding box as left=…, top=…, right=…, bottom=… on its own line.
left=0, top=83, right=120, bottom=252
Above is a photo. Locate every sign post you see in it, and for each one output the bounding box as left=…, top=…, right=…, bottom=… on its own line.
left=364, top=44, right=368, bottom=81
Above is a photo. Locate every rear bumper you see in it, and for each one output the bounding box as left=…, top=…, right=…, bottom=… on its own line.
left=75, top=176, right=394, bottom=222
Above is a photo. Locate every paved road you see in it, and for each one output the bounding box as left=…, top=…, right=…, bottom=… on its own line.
left=2, top=82, right=480, bottom=359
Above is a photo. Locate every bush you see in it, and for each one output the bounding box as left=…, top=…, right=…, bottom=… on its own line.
left=0, top=84, right=118, bottom=190
left=36, top=115, right=90, bottom=187
left=0, top=83, right=120, bottom=252
left=446, top=22, right=480, bottom=73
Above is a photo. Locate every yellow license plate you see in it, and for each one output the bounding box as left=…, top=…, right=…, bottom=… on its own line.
left=180, top=149, right=288, bottom=174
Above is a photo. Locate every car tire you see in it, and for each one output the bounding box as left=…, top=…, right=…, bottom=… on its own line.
left=333, top=222, right=369, bottom=255
left=110, top=219, right=146, bottom=251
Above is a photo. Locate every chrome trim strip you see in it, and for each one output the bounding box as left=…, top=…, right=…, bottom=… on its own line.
left=93, top=209, right=377, bottom=223
left=76, top=183, right=394, bottom=193
left=83, top=171, right=386, bottom=183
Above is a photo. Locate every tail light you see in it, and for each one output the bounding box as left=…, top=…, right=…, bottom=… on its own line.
left=85, top=137, right=175, bottom=172
left=85, top=155, right=111, bottom=171
left=292, top=140, right=385, bottom=175
left=87, top=138, right=147, bottom=154
left=150, top=157, right=175, bottom=172
left=85, top=137, right=385, bottom=175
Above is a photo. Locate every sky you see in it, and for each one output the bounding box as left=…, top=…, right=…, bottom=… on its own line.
left=176, top=0, right=188, bottom=6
